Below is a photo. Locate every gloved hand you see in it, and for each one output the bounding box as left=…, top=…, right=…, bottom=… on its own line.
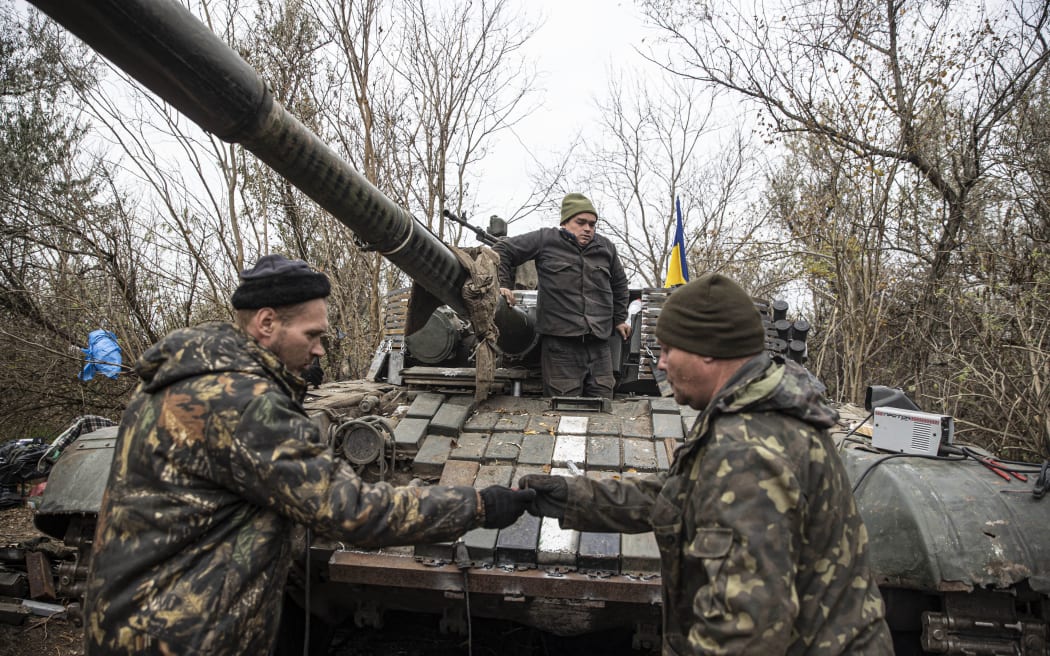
left=517, top=474, right=568, bottom=519
left=479, top=486, right=537, bottom=529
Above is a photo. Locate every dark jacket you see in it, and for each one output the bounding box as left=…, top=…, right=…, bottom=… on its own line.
left=560, top=355, right=893, bottom=655
left=84, top=322, right=481, bottom=655
left=493, top=228, right=628, bottom=338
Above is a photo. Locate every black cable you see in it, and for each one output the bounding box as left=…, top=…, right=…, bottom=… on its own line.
left=842, top=413, right=1045, bottom=494
left=836, top=412, right=873, bottom=451
left=954, top=445, right=1042, bottom=474
left=464, top=568, right=473, bottom=656
left=303, top=527, right=311, bottom=656
left=453, top=541, right=473, bottom=656
left=955, top=446, right=1044, bottom=472
left=979, top=453, right=1040, bottom=467
left=852, top=452, right=966, bottom=495
left=1034, top=462, right=1049, bottom=499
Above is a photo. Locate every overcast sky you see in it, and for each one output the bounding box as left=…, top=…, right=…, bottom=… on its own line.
left=473, top=0, right=656, bottom=232
left=20, top=0, right=660, bottom=237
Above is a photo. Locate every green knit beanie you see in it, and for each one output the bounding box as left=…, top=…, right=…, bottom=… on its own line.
left=655, top=273, right=765, bottom=358
left=560, top=193, right=597, bottom=224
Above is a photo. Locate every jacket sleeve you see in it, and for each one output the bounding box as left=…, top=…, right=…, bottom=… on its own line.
left=216, top=391, right=481, bottom=547
left=610, top=247, right=629, bottom=326
left=561, top=472, right=666, bottom=533
left=686, top=440, right=802, bottom=655
left=492, top=231, right=543, bottom=289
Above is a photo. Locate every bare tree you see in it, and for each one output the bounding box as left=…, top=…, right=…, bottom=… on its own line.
left=393, top=0, right=537, bottom=241
left=3, top=0, right=545, bottom=435
left=311, top=0, right=539, bottom=373
left=570, top=71, right=763, bottom=289
left=928, top=69, right=1050, bottom=458
left=641, top=0, right=1050, bottom=455
left=311, top=0, right=419, bottom=376
left=762, top=132, right=924, bottom=401
left=642, top=0, right=1048, bottom=300
left=0, top=5, right=139, bottom=435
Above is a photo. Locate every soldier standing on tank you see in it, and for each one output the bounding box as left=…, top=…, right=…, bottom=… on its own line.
left=493, top=192, right=631, bottom=398
left=519, top=273, right=894, bottom=655
left=83, top=254, right=535, bottom=656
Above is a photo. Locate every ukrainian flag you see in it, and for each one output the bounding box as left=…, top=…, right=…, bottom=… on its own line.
left=664, top=197, right=690, bottom=287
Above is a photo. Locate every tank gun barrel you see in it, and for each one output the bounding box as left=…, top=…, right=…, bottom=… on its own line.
left=29, top=0, right=470, bottom=314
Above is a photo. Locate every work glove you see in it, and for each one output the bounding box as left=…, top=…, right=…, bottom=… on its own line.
left=517, top=474, right=568, bottom=519
left=479, top=485, right=537, bottom=529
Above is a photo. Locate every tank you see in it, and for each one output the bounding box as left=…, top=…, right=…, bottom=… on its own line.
left=22, top=1, right=1050, bottom=653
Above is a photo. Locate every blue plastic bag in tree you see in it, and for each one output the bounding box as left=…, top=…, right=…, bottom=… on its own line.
left=80, top=329, right=122, bottom=381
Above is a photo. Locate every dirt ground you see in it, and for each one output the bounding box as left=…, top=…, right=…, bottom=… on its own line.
left=0, top=618, right=83, bottom=656
left=0, top=507, right=84, bottom=656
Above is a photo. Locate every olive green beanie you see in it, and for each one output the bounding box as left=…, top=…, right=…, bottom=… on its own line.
left=655, top=273, right=765, bottom=358
left=560, top=193, right=597, bottom=224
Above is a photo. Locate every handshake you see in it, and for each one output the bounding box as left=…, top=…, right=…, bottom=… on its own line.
left=477, top=475, right=569, bottom=528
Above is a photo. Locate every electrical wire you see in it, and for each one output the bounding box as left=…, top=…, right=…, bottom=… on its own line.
left=953, top=446, right=1044, bottom=473
left=992, top=455, right=1046, bottom=468
left=836, top=412, right=873, bottom=452
left=851, top=452, right=966, bottom=495
left=303, top=527, right=311, bottom=656
left=463, top=568, right=473, bottom=656
left=948, top=445, right=1043, bottom=474
left=851, top=445, right=1043, bottom=497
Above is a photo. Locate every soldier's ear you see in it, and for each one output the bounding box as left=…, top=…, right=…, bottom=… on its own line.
left=248, top=307, right=278, bottom=343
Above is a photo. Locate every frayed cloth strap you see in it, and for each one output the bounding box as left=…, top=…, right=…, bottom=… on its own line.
left=449, top=245, right=502, bottom=402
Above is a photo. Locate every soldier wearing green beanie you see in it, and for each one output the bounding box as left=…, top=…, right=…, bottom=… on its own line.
left=492, top=192, right=631, bottom=398
left=518, top=273, right=893, bottom=655
left=559, top=192, right=597, bottom=225
left=655, top=272, right=766, bottom=360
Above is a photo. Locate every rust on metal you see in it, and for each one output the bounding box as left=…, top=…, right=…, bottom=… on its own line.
left=25, top=551, right=55, bottom=600
left=329, top=550, right=661, bottom=605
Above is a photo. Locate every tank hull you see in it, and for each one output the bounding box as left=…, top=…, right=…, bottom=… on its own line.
left=30, top=397, right=1050, bottom=652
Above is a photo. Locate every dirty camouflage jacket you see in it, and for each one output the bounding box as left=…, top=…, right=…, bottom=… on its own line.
left=84, top=322, right=482, bottom=656
left=561, top=355, right=893, bottom=655
left=493, top=228, right=628, bottom=338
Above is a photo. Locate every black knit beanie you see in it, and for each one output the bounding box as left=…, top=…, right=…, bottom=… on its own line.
left=231, top=254, right=331, bottom=309
left=560, top=193, right=598, bottom=224
left=655, top=273, right=765, bottom=358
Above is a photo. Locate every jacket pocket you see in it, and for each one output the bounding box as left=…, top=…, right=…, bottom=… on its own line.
left=686, top=527, right=735, bottom=620
left=538, top=260, right=573, bottom=275
left=689, top=526, right=733, bottom=558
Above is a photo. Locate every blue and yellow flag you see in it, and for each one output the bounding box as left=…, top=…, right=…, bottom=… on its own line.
left=664, top=197, right=690, bottom=287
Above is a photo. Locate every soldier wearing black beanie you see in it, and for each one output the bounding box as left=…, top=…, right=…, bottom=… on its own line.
left=231, top=254, right=331, bottom=310
left=84, top=253, right=537, bottom=656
